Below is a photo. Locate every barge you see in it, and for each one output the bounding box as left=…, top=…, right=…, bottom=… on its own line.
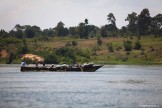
left=20, top=63, right=103, bottom=72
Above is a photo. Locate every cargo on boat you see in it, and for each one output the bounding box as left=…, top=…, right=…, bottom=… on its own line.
left=20, top=63, right=103, bottom=72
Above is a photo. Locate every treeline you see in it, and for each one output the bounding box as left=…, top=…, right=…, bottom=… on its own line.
left=0, top=8, right=162, bottom=39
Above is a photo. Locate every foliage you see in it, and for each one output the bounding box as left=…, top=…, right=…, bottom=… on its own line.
left=44, top=53, right=59, bottom=64
left=0, top=37, right=21, bottom=47
left=65, top=41, right=78, bottom=46
left=134, top=40, right=142, bottom=50
left=124, top=40, right=132, bottom=51
left=100, top=26, right=107, bottom=37
left=6, top=52, right=14, bottom=64
left=97, top=36, right=102, bottom=45
left=125, top=12, right=138, bottom=36
left=137, top=8, right=151, bottom=35
left=107, top=43, right=114, bottom=52
left=54, top=21, right=69, bottom=36
left=107, top=13, right=116, bottom=27
left=150, top=14, right=162, bottom=36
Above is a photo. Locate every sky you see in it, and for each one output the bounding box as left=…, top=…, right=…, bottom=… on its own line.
left=0, top=0, right=162, bottom=31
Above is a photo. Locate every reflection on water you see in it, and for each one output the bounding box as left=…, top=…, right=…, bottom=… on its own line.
left=0, top=65, right=162, bottom=108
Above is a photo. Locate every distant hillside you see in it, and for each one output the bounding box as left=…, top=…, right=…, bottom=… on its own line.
left=0, top=36, right=162, bottom=64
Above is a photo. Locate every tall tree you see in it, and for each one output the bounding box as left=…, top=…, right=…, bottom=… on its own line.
left=107, top=13, right=117, bottom=36
left=150, top=14, right=162, bottom=36
left=0, top=29, right=8, bottom=38
left=78, top=19, right=90, bottom=38
left=25, top=28, right=35, bottom=38
left=137, top=8, right=151, bottom=35
left=107, top=13, right=117, bottom=29
left=78, top=22, right=86, bottom=38
left=14, top=24, right=25, bottom=39
left=125, top=12, right=138, bottom=36
left=55, top=21, right=68, bottom=36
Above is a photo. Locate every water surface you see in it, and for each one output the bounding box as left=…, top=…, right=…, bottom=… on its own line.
left=0, top=65, right=162, bottom=108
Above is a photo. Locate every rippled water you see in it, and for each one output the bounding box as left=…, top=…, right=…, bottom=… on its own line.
left=0, top=65, right=162, bottom=108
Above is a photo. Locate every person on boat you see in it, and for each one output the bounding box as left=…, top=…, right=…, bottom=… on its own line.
left=42, top=63, right=47, bottom=68
left=51, top=64, right=54, bottom=68
left=43, top=63, right=45, bottom=66
left=20, top=61, right=26, bottom=67
left=35, top=62, right=38, bottom=67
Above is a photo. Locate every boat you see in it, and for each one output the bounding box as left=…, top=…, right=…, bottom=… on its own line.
left=20, top=63, right=103, bottom=72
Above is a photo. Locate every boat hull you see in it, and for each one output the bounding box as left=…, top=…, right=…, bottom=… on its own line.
left=20, top=65, right=103, bottom=72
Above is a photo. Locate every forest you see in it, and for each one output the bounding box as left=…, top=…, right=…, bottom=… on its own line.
left=0, top=8, right=162, bottom=64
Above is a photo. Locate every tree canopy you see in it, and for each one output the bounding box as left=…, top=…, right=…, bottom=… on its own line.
left=0, top=8, right=162, bottom=39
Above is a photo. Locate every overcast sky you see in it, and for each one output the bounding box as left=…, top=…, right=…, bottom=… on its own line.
left=0, top=0, right=162, bottom=31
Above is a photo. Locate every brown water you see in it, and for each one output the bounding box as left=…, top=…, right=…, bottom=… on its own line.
left=0, top=65, right=162, bottom=108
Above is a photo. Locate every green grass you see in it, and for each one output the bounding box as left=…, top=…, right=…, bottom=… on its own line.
left=1, top=36, right=162, bottom=64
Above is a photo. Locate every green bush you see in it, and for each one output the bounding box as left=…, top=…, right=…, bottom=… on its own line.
left=107, top=43, right=114, bottom=52
left=71, top=40, right=78, bottom=46
left=134, top=41, right=142, bottom=50
left=97, top=36, right=102, bottom=45
left=124, top=41, right=132, bottom=51
left=44, top=53, right=59, bottom=64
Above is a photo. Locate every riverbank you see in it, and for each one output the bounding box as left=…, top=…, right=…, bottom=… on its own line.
left=0, top=36, right=162, bottom=65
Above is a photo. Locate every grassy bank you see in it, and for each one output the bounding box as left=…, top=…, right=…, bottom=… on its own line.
left=0, top=36, right=162, bottom=64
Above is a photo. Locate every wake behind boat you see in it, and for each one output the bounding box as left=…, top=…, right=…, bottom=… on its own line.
left=20, top=63, right=103, bottom=72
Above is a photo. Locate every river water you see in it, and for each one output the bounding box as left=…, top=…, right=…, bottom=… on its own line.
left=0, top=65, right=162, bottom=108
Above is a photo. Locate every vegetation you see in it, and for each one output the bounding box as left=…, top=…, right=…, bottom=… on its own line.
left=124, top=41, right=132, bottom=51
left=0, top=8, right=162, bottom=64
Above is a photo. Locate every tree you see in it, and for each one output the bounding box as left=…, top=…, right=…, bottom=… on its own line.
left=55, top=21, right=68, bottom=36
left=31, top=25, right=42, bottom=37
left=107, top=13, right=116, bottom=27
left=15, top=30, right=23, bottom=39
left=119, top=26, right=127, bottom=37
left=101, top=26, right=107, bottom=37
left=15, top=24, right=25, bottom=31
left=14, top=24, right=25, bottom=39
left=78, top=22, right=89, bottom=38
left=25, top=27, right=35, bottom=38
left=125, top=12, right=138, bottom=36
left=150, top=14, right=162, bottom=36
left=85, top=18, right=88, bottom=25
left=43, top=28, right=55, bottom=37
left=69, top=27, right=79, bottom=36
left=0, top=29, right=8, bottom=38
left=137, top=8, right=151, bottom=35
left=106, top=13, right=117, bottom=36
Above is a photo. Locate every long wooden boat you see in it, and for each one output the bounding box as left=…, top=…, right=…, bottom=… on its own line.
left=20, top=64, right=103, bottom=72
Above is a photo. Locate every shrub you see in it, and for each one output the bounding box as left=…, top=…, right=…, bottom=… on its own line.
left=97, top=36, right=102, bottom=45
left=65, top=41, right=78, bottom=47
left=107, top=43, right=114, bottom=52
left=124, top=41, right=132, bottom=51
left=71, top=40, right=78, bottom=46
left=134, top=41, right=142, bottom=50
left=44, top=53, right=59, bottom=64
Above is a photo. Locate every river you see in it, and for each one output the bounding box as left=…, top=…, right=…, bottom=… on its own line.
left=0, top=65, right=162, bottom=108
